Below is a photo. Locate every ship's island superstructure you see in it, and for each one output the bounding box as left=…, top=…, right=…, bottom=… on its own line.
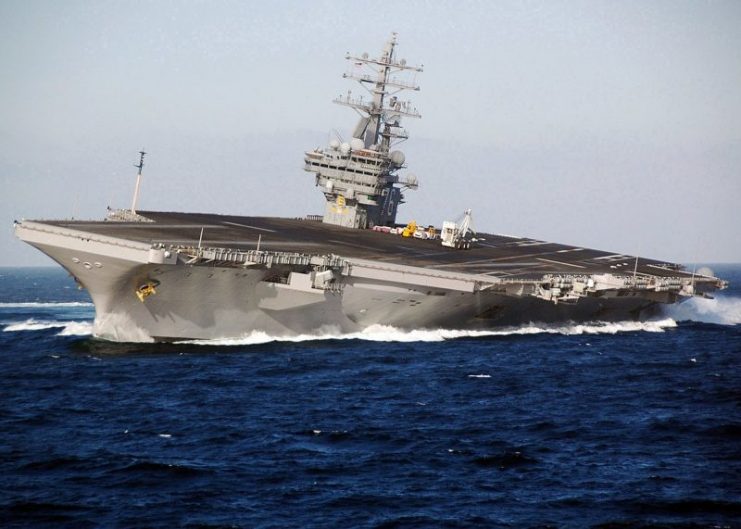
left=304, top=34, right=421, bottom=229
left=15, top=34, right=726, bottom=342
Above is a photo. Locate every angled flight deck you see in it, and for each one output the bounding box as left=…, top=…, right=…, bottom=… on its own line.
left=41, top=211, right=690, bottom=281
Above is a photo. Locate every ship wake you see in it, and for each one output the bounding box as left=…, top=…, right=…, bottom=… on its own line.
left=0, top=302, right=93, bottom=308
left=3, top=319, right=93, bottom=336
left=4, top=296, right=739, bottom=344
left=180, top=319, right=679, bottom=346
left=663, top=295, right=741, bottom=326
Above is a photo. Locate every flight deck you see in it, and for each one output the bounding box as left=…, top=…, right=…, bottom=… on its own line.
left=40, top=211, right=691, bottom=282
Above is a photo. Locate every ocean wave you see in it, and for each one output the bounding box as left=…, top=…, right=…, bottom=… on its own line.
left=1, top=316, right=683, bottom=344
left=3, top=319, right=93, bottom=336
left=664, top=295, right=741, bottom=325
left=180, top=319, right=678, bottom=346
left=57, top=321, right=94, bottom=336
left=0, top=302, right=93, bottom=308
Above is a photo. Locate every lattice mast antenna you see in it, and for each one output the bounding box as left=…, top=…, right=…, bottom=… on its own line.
left=335, top=32, right=423, bottom=151
left=130, top=150, right=146, bottom=214
left=303, top=34, right=423, bottom=230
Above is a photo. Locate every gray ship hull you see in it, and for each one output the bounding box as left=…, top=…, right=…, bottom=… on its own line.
left=15, top=213, right=720, bottom=342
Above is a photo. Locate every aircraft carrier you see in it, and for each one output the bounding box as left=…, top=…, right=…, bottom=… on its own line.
left=15, top=34, right=726, bottom=342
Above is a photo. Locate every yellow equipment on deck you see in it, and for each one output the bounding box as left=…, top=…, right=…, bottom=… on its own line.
left=401, top=220, right=417, bottom=238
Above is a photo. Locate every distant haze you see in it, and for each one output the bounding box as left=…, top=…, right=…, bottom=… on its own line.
left=1, top=0, right=739, bottom=266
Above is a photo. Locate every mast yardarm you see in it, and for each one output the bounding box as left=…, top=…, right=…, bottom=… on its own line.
left=304, top=33, right=422, bottom=229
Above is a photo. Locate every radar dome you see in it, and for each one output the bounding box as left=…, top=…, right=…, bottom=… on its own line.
left=329, top=139, right=340, bottom=150
left=390, top=150, right=405, bottom=166
left=696, top=266, right=714, bottom=278
left=350, top=138, right=364, bottom=150
left=339, top=142, right=351, bottom=155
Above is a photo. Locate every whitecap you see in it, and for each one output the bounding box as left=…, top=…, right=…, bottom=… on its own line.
left=3, top=319, right=66, bottom=332
left=57, top=321, right=94, bottom=336
left=0, top=302, right=93, bottom=308
left=3, top=318, right=93, bottom=336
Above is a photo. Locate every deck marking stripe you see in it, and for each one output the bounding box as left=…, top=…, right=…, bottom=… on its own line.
left=64, top=224, right=228, bottom=229
left=222, top=221, right=277, bottom=233
left=536, top=258, right=586, bottom=269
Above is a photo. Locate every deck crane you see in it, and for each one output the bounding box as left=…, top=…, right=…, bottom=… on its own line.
left=441, top=209, right=477, bottom=249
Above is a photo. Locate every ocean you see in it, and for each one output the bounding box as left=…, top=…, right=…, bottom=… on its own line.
left=1, top=265, right=739, bottom=528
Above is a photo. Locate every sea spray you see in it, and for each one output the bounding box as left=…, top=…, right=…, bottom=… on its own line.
left=179, top=319, right=679, bottom=346
left=664, top=295, right=741, bottom=326
left=3, top=319, right=93, bottom=336
left=0, top=302, right=94, bottom=308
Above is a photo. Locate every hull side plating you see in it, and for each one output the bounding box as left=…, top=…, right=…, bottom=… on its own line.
left=23, top=230, right=669, bottom=343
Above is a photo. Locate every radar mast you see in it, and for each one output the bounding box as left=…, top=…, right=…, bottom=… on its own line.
left=304, top=33, right=422, bottom=229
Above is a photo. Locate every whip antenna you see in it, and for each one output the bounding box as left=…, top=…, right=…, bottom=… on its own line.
left=130, top=150, right=146, bottom=214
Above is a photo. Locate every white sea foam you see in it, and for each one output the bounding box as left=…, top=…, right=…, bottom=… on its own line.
left=0, top=302, right=93, bottom=308
left=3, top=320, right=66, bottom=332
left=664, top=295, right=741, bottom=326
left=3, top=319, right=93, bottom=336
left=181, top=319, right=678, bottom=346
left=1, top=315, right=687, bottom=344
left=57, top=321, right=94, bottom=336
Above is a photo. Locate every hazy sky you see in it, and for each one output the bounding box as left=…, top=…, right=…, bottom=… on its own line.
left=1, top=0, right=740, bottom=266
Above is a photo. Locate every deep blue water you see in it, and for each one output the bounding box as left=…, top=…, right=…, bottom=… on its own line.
left=1, top=266, right=739, bottom=529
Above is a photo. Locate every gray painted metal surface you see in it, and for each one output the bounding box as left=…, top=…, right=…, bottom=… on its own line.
left=304, top=33, right=421, bottom=229
left=13, top=34, right=727, bottom=342
left=15, top=212, right=725, bottom=342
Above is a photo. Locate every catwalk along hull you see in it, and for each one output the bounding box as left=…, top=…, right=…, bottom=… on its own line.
left=15, top=214, right=723, bottom=342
